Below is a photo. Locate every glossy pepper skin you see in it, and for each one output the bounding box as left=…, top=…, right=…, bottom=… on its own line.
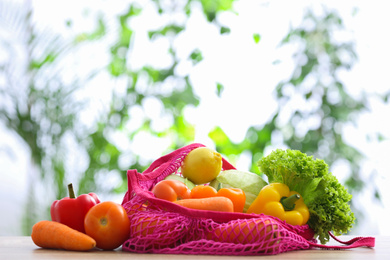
left=247, top=183, right=309, bottom=226
left=50, top=183, right=100, bottom=233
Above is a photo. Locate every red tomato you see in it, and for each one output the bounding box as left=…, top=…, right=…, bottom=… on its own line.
left=84, top=201, right=130, bottom=250
left=151, top=179, right=191, bottom=201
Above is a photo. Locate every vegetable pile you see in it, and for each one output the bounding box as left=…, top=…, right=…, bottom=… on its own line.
left=31, top=144, right=357, bottom=253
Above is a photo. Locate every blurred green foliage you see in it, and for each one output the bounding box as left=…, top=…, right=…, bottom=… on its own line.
left=210, top=7, right=384, bottom=224
left=0, top=0, right=387, bottom=235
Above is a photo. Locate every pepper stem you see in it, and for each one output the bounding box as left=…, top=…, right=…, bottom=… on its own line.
left=280, top=194, right=300, bottom=211
left=68, top=183, right=76, bottom=199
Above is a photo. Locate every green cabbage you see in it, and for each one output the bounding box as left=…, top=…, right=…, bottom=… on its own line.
left=258, top=149, right=355, bottom=244
left=211, top=169, right=268, bottom=212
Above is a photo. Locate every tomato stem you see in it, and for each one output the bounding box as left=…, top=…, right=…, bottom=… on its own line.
left=100, top=217, right=108, bottom=226
left=68, top=183, right=76, bottom=199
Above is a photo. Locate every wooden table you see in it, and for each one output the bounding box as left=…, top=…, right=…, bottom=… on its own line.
left=0, top=236, right=386, bottom=259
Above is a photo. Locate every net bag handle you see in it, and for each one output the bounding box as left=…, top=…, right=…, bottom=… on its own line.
left=308, top=232, right=375, bottom=249
left=121, top=143, right=236, bottom=207
left=143, top=143, right=235, bottom=178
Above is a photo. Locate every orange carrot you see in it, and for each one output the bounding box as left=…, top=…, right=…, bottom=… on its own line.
left=173, top=196, right=234, bottom=212
left=31, top=220, right=96, bottom=251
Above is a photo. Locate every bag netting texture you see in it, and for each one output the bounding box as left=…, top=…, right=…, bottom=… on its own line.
left=121, top=143, right=316, bottom=255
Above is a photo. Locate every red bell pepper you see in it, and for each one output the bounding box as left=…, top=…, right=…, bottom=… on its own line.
left=50, top=183, right=100, bottom=233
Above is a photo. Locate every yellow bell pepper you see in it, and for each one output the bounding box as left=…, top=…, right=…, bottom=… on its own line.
left=247, top=183, right=310, bottom=226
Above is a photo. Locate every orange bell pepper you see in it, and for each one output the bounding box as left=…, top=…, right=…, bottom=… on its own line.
left=190, top=185, right=218, bottom=198
left=190, top=185, right=246, bottom=213
left=217, top=188, right=246, bottom=213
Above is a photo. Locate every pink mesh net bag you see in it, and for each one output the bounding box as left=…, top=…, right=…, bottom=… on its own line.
left=121, top=143, right=375, bottom=255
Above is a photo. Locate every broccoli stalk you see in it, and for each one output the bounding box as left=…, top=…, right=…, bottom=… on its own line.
left=258, top=149, right=355, bottom=244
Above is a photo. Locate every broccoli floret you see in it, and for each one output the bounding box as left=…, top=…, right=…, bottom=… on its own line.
left=258, top=149, right=355, bottom=244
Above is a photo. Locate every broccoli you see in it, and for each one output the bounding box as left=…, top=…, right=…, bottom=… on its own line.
left=258, top=149, right=355, bottom=244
